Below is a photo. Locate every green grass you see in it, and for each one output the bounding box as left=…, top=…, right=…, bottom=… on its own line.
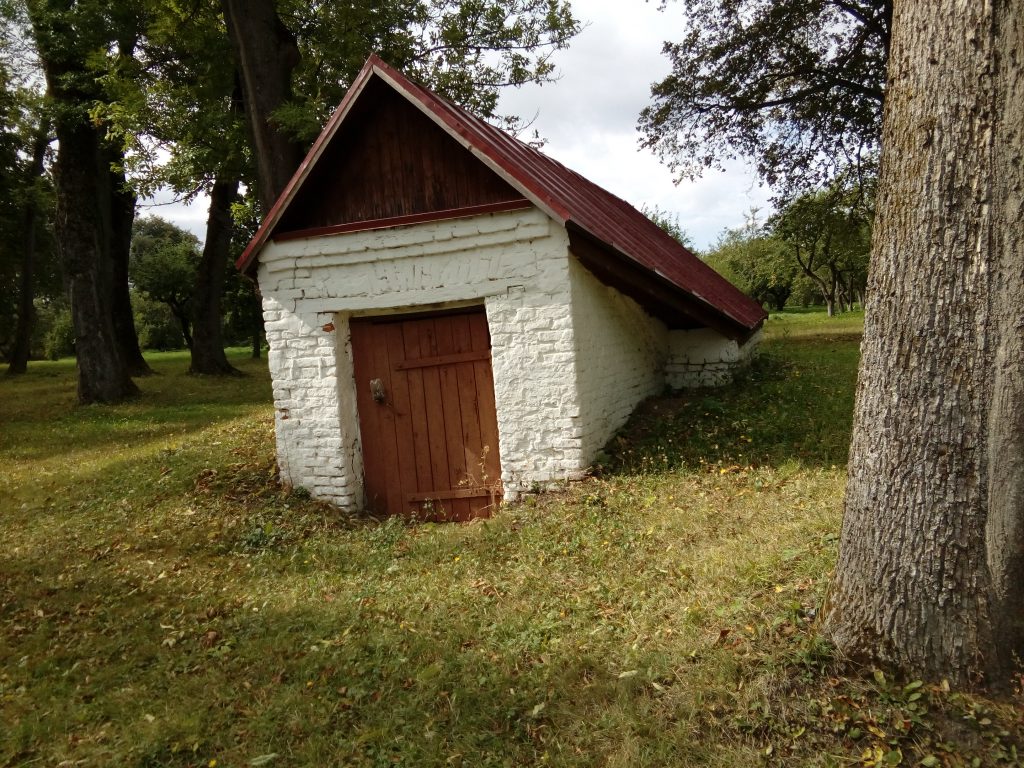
left=2, top=320, right=1020, bottom=767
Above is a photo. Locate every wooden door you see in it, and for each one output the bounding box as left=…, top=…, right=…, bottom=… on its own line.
left=350, top=307, right=502, bottom=521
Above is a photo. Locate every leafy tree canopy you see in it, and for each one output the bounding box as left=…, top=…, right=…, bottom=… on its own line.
left=704, top=218, right=797, bottom=312
left=279, top=0, right=580, bottom=141
left=769, top=175, right=871, bottom=314
left=639, top=0, right=890, bottom=194
left=129, top=216, right=201, bottom=345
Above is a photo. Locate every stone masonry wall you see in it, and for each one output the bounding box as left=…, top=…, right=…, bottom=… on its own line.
left=258, top=207, right=582, bottom=508
left=567, top=258, right=667, bottom=462
left=665, top=327, right=763, bottom=389
left=257, top=204, right=760, bottom=510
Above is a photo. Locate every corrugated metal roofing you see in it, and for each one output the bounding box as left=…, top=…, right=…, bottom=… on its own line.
left=237, top=55, right=766, bottom=332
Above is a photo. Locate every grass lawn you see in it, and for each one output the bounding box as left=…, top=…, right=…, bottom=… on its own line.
left=1, top=318, right=1020, bottom=767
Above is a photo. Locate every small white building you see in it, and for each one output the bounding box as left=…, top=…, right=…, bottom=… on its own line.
left=237, top=56, right=766, bottom=521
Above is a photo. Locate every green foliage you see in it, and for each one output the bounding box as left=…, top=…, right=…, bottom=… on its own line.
left=771, top=178, right=872, bottom=314
left=129, top=216, right=201, bottom=342
left=106, top=0, right=580, bottom=199
left=704, top=219, right=797, bottom=311
left=0, top=46, right=58, bottom=364
left=282, top=0, right=581, bottom=140
left=133, top=290, right=186, bottom=351
left=221, top=199, right=265, bottom=349
left=106, top=1, right=247, bottom=197
left=640, top=0, right=889, bottom=194
left=40, top=301, right=74, bottom=360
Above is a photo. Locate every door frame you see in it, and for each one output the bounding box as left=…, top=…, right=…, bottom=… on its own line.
left=349, top=303, right=503, bottom=520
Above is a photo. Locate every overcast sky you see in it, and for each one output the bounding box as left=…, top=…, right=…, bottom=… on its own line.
left=144, top=0, right=772, bottom=251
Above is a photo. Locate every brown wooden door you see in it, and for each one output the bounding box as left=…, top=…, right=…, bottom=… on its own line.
left=350, top=307, right=503, bottom=521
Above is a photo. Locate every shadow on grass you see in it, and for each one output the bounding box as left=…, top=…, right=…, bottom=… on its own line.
left=603, top=335, right=862, bottom=475
left=1, top=505, right=788, bottom=768
left=0, top=353, right=272, bottom=467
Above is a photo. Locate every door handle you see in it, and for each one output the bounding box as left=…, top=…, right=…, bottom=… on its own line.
left=370, top=378, right=386, bottom=404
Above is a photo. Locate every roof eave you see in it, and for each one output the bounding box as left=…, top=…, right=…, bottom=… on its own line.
left=566, top=223, right=765, bottom=340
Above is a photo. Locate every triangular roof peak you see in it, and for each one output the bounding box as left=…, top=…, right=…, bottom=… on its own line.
left=237, top=55, right=766, bottom=336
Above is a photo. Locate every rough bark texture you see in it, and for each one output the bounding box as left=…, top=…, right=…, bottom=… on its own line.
left=53, top=120, right=138, bottom=403
left=984, top=0, right=1024, bottom=670
left=30, top=2, right=139, bottom=403
left=221, top=0, right=304, bottom=212
left=104, top=149, right=151, bottom=377
left=5, top=125, right=48, bottom=376
left=189, top=176, right=241, bottom=375
left=825, top=0, right=1024, bottom=686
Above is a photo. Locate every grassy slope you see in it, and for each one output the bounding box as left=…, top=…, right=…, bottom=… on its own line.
left=1, top=320, right=1020, bottom=767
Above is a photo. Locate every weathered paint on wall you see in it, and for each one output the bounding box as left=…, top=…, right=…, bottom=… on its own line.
left=258, top=206, right=759, bottom=510
left=568, top=258, right=668, bottom=463
left=665, top=327, right=763, bottom=389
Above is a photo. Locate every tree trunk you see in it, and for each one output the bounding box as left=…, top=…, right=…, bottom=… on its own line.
left=189, top=175, right=241, bottom=375
left=30, top=4, right=139, bottom=404
left=250, top=282, right=263, bottom=358
left=104, top=147, right=151, bottom=376
left=5, top=123, right=49, bottom=376
left=54, top=120, right=138, bottom=403
left=171, top=303, right=194, bottom=350
left=824, top=0, right=1024, bottom=687
left=221, top=0, right=304, bottom=212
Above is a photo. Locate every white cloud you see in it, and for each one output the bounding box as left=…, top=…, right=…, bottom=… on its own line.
left=497, top=0, right=773, bottom=249
left=138, top=188, right=210, bottom=241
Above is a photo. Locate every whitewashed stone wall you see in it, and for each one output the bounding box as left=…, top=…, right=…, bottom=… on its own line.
left=257, top=204, right=761, bottom=510
left=567, top=258, right=667, bottom=462
left=258, top=207, right=584, bottom=507
left=665, top=327, right=763, bottom=389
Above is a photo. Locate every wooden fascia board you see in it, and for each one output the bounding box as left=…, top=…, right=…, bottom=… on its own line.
left=371, top=65, right=572, bottom=227
left=270, top=199, right=533, bottom=243
left=567, top=225, right=756, bottom=341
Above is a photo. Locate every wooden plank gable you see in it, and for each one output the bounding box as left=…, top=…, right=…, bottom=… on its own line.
left=274, top=77, right=525, bottom=236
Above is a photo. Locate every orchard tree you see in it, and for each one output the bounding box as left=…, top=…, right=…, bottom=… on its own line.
left=704, top=223, right=796, bottom=312
left=824, top=0, right=1024, bottom=686
left=640, top=0, right=890, bottom=194
left=129, top=217, right=201, bottom=350
left=771, top=181, right=871, bottom=315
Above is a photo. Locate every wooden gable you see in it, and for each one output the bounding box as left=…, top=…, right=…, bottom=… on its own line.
left=273, top=77, right=525, bottom=237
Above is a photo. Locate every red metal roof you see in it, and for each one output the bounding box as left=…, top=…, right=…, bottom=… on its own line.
left=237, top=55, right=766, bottom=333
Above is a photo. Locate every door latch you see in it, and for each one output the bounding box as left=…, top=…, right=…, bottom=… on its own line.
left=370, top=378, right=386, bottom=404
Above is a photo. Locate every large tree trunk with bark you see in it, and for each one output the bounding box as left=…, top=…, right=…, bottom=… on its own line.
left=189, top=176, right=241, bottom=375
left=104, top=148, right=151, bottom=377
left=825, top=0, right=1024, bottom=687
left=221, top=0, right=304, bottom=212
left=53, top=120, right=138, bottom=403
left=5, top=123, right=49, bottom=376
left=30, top=2, right=140, bottom=403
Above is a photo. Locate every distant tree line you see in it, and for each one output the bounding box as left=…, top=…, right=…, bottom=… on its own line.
left=644, top=176, right=872, bottom=317
left=702, top=175, right=872, bottom=316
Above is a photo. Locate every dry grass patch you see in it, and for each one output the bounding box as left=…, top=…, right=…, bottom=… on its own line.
left=2, top=321, right=1021, bottom=767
